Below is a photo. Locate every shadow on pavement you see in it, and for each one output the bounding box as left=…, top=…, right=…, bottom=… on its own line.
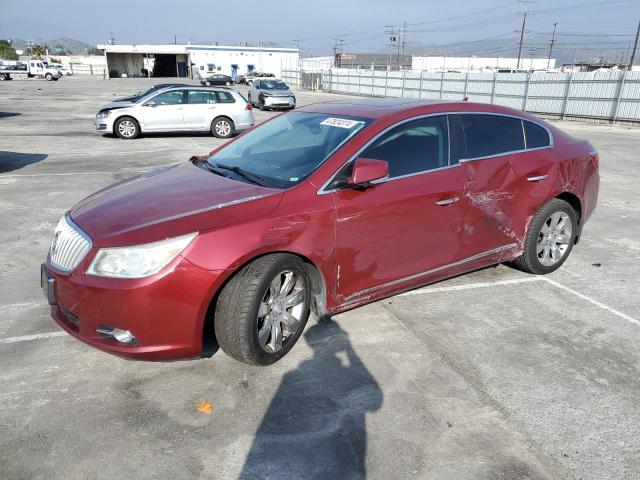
left=0, top=151, right=47, bottom=173
left=0, top=112, right=22, bottom=118
left=240, top=318, right=382, bottom=480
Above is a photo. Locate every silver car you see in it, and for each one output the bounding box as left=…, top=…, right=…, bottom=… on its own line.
left=247, top=79, right=296, bottom=111
left=94, top=87, right=255, bottom=139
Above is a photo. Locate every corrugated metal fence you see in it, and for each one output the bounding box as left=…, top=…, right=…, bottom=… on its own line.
left=281, top=68, right=640, bottom=123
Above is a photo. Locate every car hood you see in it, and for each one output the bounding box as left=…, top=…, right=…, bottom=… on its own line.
left=69, top=162, right=283, bottom=246
left=99, top=100, right=136, bottom=110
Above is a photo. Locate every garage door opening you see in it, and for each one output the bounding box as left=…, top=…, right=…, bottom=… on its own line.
left=153, top=54, right=185, bottom=77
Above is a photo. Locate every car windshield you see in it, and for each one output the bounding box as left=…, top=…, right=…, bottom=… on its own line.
left=205, top=112, right=371, bottom=189
left=261, top=80, right=288, bottom=90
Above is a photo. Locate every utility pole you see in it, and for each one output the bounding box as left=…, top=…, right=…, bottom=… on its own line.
left=516, top=0, right=535, bottom=70
left=547, top=22, right=557, bottom=69
left=401, top=21, right=407, bottom=64
left=385, top=26, right=399, bottom=70
left=629, top=20, right=640, bottom=71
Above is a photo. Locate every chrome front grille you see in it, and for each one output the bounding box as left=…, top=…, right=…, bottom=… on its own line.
left=49, top=215, right=92, bottom=272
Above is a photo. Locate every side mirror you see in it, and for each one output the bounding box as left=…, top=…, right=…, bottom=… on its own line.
left=143, top=101, right=156, bottom=107
left=347, top=158, right=389, bottom=187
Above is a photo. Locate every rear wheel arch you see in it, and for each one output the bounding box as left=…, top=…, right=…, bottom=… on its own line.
left=201, top=251, right=328, bottom=356
left=555, top=191, right=582, bottom=223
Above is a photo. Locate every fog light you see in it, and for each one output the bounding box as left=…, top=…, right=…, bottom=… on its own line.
left=97, top=326, right=138, bottom=344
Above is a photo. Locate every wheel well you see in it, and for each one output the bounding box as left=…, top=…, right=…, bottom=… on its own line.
left=114, top=115, right=139, bottom=126
left=211, top=115, right=234, bottom=127
left=201, top=252, right=327, bottom=356
left=555, top=192, right=582, bottom=221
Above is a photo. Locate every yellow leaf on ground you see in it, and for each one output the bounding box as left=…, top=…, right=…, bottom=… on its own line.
left=197, top=400, right=213, bottom=414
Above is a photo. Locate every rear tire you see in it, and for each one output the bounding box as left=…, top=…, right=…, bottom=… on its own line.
left=214, top=254, right=311, bottom=365
left=511, top=198, right=578, bottom=274
left=114, top=116, right=140, bottom=139
left=211, top=117, right=235, bottom=138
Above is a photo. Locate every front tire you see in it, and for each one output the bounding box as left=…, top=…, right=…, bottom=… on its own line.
left=114, top=116, right=140, bottom=139
left=215, top=254, right=311, bottom=365
left=211, top=117, right=234, bottom=138
left=512, top=198, right=578, bottom=274
left=45, top=73, right=53, bottom=81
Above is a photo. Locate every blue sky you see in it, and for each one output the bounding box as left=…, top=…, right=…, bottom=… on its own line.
left=0, top=0, right=637, bottom=55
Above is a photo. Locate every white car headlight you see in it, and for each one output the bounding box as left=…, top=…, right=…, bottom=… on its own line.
left=96, top=110, right=111, bottom=119
left=86, top=232, right=197, bottom=278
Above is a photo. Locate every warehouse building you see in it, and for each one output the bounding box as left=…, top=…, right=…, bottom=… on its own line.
left=97, top=43, right=299, bottom=79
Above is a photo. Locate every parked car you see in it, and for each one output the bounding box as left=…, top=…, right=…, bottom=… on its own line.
left=248, top=79, right=295, bottom=110
left=93, top=86, right=254, bottom=139
left=245, top=72, right=275, bottom=86
left=200, top=74, right=233, bottom=86
left=50, top=63, right=73, bottom=76
left=44, top=99, right=599, bottom=365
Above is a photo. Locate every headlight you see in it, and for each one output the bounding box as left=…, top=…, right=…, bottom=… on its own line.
left=261, top=92, right=272, bottom=97
left=96, top=110, right=111, bottom=118
left=86, top=232, right=197, bottom=278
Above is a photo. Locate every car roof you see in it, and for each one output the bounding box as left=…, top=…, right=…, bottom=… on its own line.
left=296, top=98, right=540, bottom=121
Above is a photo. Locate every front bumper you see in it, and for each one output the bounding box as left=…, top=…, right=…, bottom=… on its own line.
left=94, top=116, right=114, bottom=134
left=44, top=256, right=227, bottom=361
left=263, top=96, right=295, bottom=108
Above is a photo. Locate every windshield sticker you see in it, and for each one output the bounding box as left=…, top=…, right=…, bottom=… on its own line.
left=320, top=118, right=363, bottom=129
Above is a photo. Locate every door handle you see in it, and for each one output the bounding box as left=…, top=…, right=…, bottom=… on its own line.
left=527, top=174, right=548, bottom=182
left=436, top=197, right=459, bottom=206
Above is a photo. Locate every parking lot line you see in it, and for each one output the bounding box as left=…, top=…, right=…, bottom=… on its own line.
left=2, top=277, right=636, bottom=346
left=543, top=277, right=640, bottom=326
left=398, top=277, right=544, bottom=297
left=0, top=331, right=66, bottom=344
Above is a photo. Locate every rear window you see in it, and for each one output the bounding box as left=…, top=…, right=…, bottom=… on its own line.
left=461, top=114, right=525, bottom=159
left=523, top=120, right=551, bottom=149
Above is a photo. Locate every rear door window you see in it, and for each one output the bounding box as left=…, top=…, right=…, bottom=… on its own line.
left=523, top=120, right=551, bottom=149
left=187, top=90, right=217, bottom=104
left=460, top=114, right=524, bottom=159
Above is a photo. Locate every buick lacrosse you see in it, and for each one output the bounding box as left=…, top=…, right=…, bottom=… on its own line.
left=43, top=99, right=599, bottom=365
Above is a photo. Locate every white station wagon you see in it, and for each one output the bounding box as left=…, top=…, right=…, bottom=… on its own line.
left=94, top=86, right=255, bottom=139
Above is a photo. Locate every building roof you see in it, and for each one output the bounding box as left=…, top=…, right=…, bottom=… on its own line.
left=97, top=44, right=299, bottom=55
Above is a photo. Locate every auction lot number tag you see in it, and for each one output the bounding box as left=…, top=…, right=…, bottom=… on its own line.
left=320, top=118, right=362, bottom=129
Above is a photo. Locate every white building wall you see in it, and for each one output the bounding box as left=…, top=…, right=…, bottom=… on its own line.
left=187, top=47, right=298, bottom=79
left=412, top=56, right=556, bottom=71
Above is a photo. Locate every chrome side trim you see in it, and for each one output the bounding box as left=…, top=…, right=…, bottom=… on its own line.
left=342, top=243, right=517, bottom=301
left=317, top=111, right=554, bottom=196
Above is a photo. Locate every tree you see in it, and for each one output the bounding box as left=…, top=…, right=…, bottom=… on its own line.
left=0, top=39, right=19, bottom=61
left=27, top=44, right=46, bottom=57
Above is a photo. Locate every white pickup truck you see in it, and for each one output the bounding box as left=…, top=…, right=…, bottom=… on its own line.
left=0, top=59, right=62, bottom=81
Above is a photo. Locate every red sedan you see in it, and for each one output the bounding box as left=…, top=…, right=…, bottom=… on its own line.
left=42, top=99, right=599, bottom=365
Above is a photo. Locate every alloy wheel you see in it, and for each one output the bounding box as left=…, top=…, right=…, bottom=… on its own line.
left=215, top=120, right=231, bottom=137
left=118, top=120, right=136, bottom=138
left=256, top=270, right=306, bottom=353
left=537, top=211, right=573, bottom=266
